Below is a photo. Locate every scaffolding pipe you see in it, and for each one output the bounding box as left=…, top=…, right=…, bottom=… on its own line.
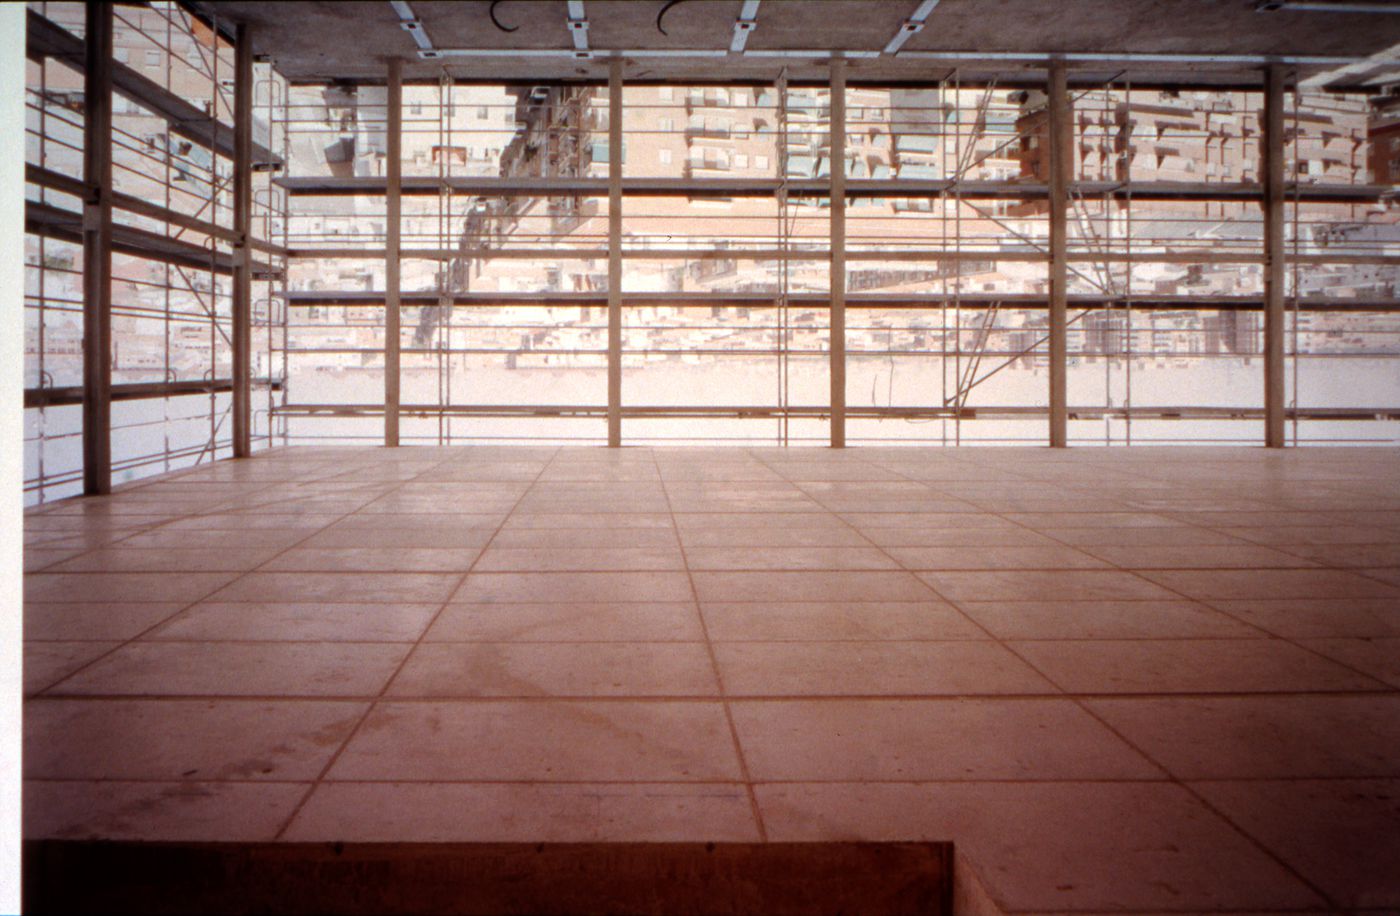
left=385, top=57, right=403, bottom=446
left=830, top=56, right=847, bottom=448
left=232, top=22, right=253, bottom=457
left=608, top=58, right=623, bottom=447
left=1263, top=64, right=1287, bottom=448
left=82, top=2, right=113, bottom=495
left=1047, top=59, right=1070, bottom=447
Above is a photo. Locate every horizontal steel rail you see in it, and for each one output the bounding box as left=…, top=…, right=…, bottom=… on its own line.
left=26, top=378, right=282, bottom=409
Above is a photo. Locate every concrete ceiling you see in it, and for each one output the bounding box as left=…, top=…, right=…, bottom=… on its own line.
left=192, top=0, right=1400, bottom=88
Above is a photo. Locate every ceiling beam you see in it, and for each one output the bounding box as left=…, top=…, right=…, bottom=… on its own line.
left=884, top=0, right=940, bottom=55
left=730, top=0, right=760, bottom=54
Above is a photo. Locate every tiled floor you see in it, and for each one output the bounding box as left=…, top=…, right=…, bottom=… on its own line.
left=21, top=445, right=1400, bottom=914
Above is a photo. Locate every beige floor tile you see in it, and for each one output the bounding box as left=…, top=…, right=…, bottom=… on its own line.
left=1362, top=567, right=1400, bottom=587
left=261, top=548, right=481, bottom=573
left=862, top=528, right=1058, bottom=548
left=1010, top=638, right=1384, bottom=694
left=1295, top=637, right=1400, bottom=688
left=51, top=642, right=411, bottom=697
left=730, top=698, right=1160, bottom=780
left=715, top=641, right=1055, bottom=696
left=24, top=602, right=184, bottom=641
left=517, top=499, right=674, bottom=514
left=957, top=600, right=1256, bottom=639
left=1002, top=512, right=1184, bottom=529
left=1037, top=526, right=1253, bottom=547
left=427, top=602, right=701, bottom=642
left=1085, top=695, right=1400, bottom=778
left=502, top=513, right=673, bottom=530
left=673, top=512, right=849, bottom=530
left=1082, top=544, right=1315, bottom=569
left=678, top=528, right=870, bottom=548
left=917, top=570, right=1175, bottom=602
left=701, top=601, right=984, bottom=641
left=161, top=514, right=343, bottom=531
left=1206, top=598, right=1400, bottom=638
left=25, top=572, right=239, bottom=604
left=691, top=571, right=934, bottom=603
left=48, top=548, right=284, bottom=573
left=24, top=698, right=366, bottom=780
left=1191, top=778, right=1400, bottom=909
left=1138, top=569, right=1400, bottom=600
left=24, top=779, right=308, bottom=841
left=1274, top=544, right=1400, bottom=568
left=453, top=572, right=694, bottom=604
left=115, top=528, right=320, bottom=549
left=328, top=513, right=504, bottom=532
left=297, top=528, right=495, bottom=549
left=24, top=530, right=139, bottom=550
left=840, top=513, right=1012, bottom=529
left=23, top=549, right=87, bottom=572
left=211, top=572, right=461, bottom=604
left=361, top=496, right=520, bottom=514
left=472, top=548, right=686, bottom=572
left=684, top=547, right=899, bottom=571
left=387, top=642, right=718, bottom=697
left=151, top=602, right=440, bottom=642
left=24, top=642, right=119, bottom=694
left=887, top=546, right=1109, bottom=570
left=491, top=528, right=679, bottom=549
left=329, top=700, right=742, bottom=781
left=757, top=782, right=1323, bottom=912
left=1219, top=525, right=1398, bottom=546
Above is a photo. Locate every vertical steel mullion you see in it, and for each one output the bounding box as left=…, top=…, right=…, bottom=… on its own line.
left=1047, top=60, right=1070, bottom=448
left=1263, top=64, right=1286, bottom=448
left=232, top=22, right=253, bottom=457
left=386, top=57, right=403, bottom=446
left=82, top=1, right=113, bottom=495
left=607, top=59, right=623, bottom=447
left=829, top=57, right=847, bottom=448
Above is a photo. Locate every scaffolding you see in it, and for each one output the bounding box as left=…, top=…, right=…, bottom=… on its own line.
left=21, top=2, right=1400, bottom=505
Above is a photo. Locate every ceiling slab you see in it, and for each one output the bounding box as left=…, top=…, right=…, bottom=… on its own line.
left=191, top=0, right=1400, bottom=88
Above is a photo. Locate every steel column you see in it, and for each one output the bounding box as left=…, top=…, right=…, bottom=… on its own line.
left=1047, top=60, right=1070, bottom=448
left=607, top=58, right=623, bottom=447
left=385, top=57, right=402, bottom=446
left=829, top=57, right=847, bottom=448
left=82, top=2, right=113, bottom=495
left=231, top=22, right=253, bottom=457
left=1263, top=64, right=1287, bottom=448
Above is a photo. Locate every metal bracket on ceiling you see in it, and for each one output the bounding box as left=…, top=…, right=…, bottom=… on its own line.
left=883, top=0, right=940, bottom=55
left=388, top=0, right=442, bottom=59
left=730, top=0, right=760, bottom=54
left=567, top=0, right=593, bottom=59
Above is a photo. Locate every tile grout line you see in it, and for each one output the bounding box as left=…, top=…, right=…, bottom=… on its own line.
left=659, top=447, right=769, bottom=843
left=968, top=500, right=1400, bottom=696
left=268, top=446, right=561, bottom=841
left=26, top=457, right=440, bottom=697
left=952, top=467, right=1349, bottom=911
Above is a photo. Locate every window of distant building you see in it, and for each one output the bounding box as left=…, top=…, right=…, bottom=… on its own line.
left=432, top=146, right=468, bottom=165
left=659, top=148, right=672, bottom=165
left=755, top=154, right=769, bottom=171
left=145, top=50, right=160, bottom=68
left=659, top=117, right=674, bottom=134
left=477, top=106, right=489, bottom=119
left=115, top=48, right=130, bottom=64
left=735, top=153, right=749, bottom=169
